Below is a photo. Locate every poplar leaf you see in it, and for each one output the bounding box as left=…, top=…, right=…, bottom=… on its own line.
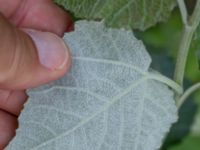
left=54, top=0, right=176, bottom=30
left=6, top=21, right=177, bottom=150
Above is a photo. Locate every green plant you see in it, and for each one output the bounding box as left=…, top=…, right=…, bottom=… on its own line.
left=5, top=0, right=200, bottom=150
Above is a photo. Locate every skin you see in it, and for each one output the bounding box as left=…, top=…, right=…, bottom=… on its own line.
left=0, top=0, right=72, bottom=149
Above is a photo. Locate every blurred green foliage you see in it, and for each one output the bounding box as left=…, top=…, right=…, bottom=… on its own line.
left=136, top=7, right=200, bottom=150
left=169, top=136, right=200, bottom=150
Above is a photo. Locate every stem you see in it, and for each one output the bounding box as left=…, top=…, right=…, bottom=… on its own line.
left=177, top=0, right=188, bottom=25
left=173, top=26, right=195, bottom=87
left=189, top=0, right=200, bottom=28
left=174, top=0, right=200, bottom=101
left=148, top=73, right=183, bottom=95
left=178, top=82, right=200, bottom=108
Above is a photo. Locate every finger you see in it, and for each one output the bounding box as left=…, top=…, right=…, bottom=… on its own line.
left=0, top=14, right=71, bottom=90
left=0, top=0, right=73, bottom=36
left=0, top=90, right=27, bottom=116
left=0, top=110, right=17, bottom=149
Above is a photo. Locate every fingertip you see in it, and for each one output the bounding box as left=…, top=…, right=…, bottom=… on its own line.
left=14, top=0, right=73, bottom=36
left=19, top=29, right=72, bottom=89
left=17, top=30, right=72, bottom=89
left=0, top=27, right=71, bottom=90
left=52, top=9, right=74, bottom=36
left=24, top=29, right=70, bottom=70
left=23, top=54, right=71, bottom=89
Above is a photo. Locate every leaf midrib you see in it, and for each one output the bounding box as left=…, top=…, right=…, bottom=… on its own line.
left=30, top=76, right=149, bottom=150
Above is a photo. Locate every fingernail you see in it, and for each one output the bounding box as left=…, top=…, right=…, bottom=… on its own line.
left=24, top=29, right=69, bottom=70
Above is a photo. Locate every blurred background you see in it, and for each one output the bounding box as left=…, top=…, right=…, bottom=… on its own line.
left=135, top=1, right=200, bottom=149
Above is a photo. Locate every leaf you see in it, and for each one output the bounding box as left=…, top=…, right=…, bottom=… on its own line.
left=6, top=21, right=177, bottom=150
left=54, top=0, right=176, bottom=30
left=135, top=9, right=182, bottom=53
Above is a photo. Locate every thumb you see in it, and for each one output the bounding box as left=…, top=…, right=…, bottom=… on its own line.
left=0, top=14, right=71, bottom=90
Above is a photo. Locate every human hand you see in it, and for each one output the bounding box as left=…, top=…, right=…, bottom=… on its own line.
left=0, top=0, right=72, bottom=149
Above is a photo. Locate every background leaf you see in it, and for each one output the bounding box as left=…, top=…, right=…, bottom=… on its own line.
left=54, top=0, right=176, bottom=30
left=7, top=21, right=177, bottom=150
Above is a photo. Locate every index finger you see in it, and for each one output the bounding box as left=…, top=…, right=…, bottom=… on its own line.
left=0, top=0, right=73, bottom=36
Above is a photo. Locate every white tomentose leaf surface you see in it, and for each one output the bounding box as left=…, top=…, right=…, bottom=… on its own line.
left=6, top=21, right=177, bottom=150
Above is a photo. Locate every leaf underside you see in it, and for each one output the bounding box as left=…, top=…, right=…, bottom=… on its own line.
left=6, top=21, right=177, bottom=150
left=54, top=0, right=176, bottom=30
